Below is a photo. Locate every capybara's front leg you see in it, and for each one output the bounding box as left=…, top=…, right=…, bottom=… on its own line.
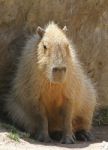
left=61, top=101, right=75, bottom=144
left=35, top=103, right=51, bottom=143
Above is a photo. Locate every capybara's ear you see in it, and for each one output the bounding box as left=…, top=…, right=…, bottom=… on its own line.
left=62, top=26, right=68, bottom=33
left=37, top=26, right=45, bottom=38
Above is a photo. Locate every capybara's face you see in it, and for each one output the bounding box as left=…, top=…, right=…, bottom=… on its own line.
left=37, top=23, right=72, bottom=84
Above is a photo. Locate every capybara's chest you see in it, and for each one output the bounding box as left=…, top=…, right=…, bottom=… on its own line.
left=41, top=83, right=66, bottom=117
left=41, top=84, right=66, bottom=131
left=41, top=85, right=65, bottom=113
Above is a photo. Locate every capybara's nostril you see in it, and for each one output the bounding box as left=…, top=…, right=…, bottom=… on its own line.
left=53, top=67, right=59, bottom=73
left=61, top=67, right=66, bottom=72
left=53, top=67, right=66, bottom=73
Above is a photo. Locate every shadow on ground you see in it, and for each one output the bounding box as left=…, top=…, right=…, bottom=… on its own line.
left=0, top=120, right=107, bottom=149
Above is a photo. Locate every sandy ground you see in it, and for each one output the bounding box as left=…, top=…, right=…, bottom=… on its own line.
left=0, top=123, right=108, bottom=150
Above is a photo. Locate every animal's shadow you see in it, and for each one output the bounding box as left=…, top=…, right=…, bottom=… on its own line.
left=0, top=118, right=107, bottom=149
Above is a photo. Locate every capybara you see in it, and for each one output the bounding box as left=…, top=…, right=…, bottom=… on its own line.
left=5, top=22, right=96, bottom=144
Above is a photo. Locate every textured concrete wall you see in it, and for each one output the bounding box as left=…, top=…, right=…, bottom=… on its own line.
left=0, top=0, right=108, bottom=108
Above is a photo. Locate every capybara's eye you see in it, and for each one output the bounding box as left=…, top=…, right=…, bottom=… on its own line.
left=43, top=45, right=47, bottom=50
left=43, top=45, right=47, bottom=53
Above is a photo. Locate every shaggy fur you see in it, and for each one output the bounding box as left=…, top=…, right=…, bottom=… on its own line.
left=5, top=22, right=96, bottom=144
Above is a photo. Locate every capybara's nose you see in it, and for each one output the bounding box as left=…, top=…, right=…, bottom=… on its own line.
left=53, top=67, right=66, bottom=73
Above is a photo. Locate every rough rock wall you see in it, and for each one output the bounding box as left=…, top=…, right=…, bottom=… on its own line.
left=0, top=0, right=108, bottom=108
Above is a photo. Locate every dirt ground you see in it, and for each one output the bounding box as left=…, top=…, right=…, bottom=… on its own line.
left=0, top=122, right=108, bottom=150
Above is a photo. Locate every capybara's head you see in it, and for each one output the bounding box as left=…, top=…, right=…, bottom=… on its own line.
left=37, top=22, right=73, bottom=84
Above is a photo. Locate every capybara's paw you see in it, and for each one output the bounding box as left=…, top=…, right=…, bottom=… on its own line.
left=35, top=132, right=52, bottom=143
left=75, top=130, right=93, bottom=141
left=61, top=134, right=76, bottom=144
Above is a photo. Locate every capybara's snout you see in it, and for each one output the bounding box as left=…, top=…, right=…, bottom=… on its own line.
left=51, top=66, right=67, bottom=83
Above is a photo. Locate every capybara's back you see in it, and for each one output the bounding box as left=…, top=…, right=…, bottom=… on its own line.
left=0, top=33, right=27, bottom=120
left=5, top=22, right=96, bottom=144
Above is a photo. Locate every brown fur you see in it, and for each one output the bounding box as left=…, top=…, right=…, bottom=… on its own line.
left=6, top=22, right=96, bottom=143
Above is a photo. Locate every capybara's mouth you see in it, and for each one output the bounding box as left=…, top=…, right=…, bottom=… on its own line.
left=49, top=66, right=67, bottom=84
left=50, top=74, right=66, bottom=84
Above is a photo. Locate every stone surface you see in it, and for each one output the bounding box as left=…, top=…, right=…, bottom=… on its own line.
left=0, top=0, right=108, bottom=108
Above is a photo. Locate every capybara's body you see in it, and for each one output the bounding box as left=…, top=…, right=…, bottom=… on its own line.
left=6, top=22, right=96, bottom=144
